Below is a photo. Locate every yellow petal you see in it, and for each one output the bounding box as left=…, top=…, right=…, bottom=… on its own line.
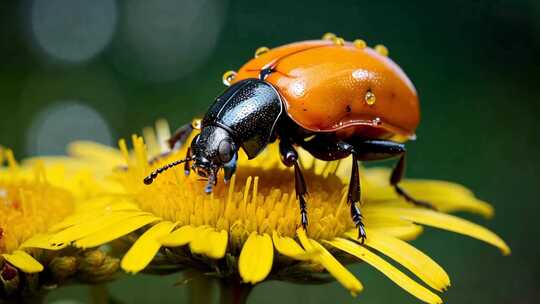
left=50, top=211, right=148, bottom=245
left=272, top=231, right=320, bottom=260
left=189, top=226, right=228, bottom=259
left=400, top=180, right=493, bottom=217
left=345, top=229, right=450, bottom=291
left=160, top=225, right=196, bottom=247
left=365, top=216, right=425, bottom=241
left=206, top=229, right=228, bottom=259
left=19, top=234, right=67, bottom=250
left=75, top=215, right=160, bottom=248
left=297, top=229, right=363, bottom=296
left=327, top=238, right=442, bottom=304
left=364, top=168, right=494, bottom=218
left=121, top=221, right=176, bottom=273
left=2, top=250, right=43, bottom=273
left=272, top=231, right=308, bottom=260
left=239, top=232, right=274, bottom=284
left=67, top=141, right=125, bottom=166
left=50, top=200, right=139, bottom=232
left=188, top=226, right=211, bottom=254
left=371, top=224, right=424, bottom=241
left=368, top=208, right=510, bottom=255
left=77, top=199, right=139, bottom=213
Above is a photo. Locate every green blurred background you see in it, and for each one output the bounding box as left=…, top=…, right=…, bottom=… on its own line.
left=1, top=0, right=539, bottom=303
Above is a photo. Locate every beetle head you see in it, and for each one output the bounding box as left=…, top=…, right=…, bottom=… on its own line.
left=190, top=125, right=238, bottom=190
left=142, top=125, right=238, bottom=193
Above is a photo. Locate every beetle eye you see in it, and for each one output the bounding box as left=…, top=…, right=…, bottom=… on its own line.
left=218, top=140, right=234, bottom=163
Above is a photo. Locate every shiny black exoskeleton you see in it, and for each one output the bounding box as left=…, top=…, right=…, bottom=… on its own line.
left=143, top=78, right=433, bottom=243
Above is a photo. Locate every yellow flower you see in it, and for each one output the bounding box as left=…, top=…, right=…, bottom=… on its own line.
left=48, top=121, right=510, bottom=304
left=0, top=147, right=119, bottom=300
left=0, top=148, right=74, bottom=273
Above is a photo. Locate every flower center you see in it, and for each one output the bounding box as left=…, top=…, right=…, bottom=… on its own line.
left=118, top=139, right=356, bottom=247
left=0, top=181, right=74, bottom=254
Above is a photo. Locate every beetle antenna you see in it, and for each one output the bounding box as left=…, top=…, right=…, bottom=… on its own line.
left=143, top=157, right=194, bottom=185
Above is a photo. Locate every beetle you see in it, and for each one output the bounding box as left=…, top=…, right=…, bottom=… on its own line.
left=143, top=34, right=432, bottom=242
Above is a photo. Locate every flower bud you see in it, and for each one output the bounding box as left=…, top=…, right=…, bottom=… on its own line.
left=49, top=256, right=78, bottom=281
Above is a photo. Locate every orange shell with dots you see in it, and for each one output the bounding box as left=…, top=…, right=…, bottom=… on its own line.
left=232, top=40, right=420, bottom=141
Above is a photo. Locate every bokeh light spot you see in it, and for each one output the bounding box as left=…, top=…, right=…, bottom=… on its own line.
left=111, top=0, right=226, bottom=83
left=26, top=102, right=113, bottom=155
left=31, top=0, right=117, bottom=63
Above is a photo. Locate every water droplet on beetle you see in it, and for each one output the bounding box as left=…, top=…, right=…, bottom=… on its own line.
left=333, top=37, right=345, bottom=46
left=254, top=46, right=269, bottom=57
left=222, top=70, right=236, bottom=86
left=374, top=44, right=389, bottom=56
left=191, top=118, right=202, bottom=130
left=322, top=32, right=336, bottom=40
left=365, top=90, right=376, bottom=106
left=353, top=39, right=366, bottom=49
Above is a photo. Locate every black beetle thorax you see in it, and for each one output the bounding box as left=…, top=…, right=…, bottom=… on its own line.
left=202, top=79, right=283, bottom=159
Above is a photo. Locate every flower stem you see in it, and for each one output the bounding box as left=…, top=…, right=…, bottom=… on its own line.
left=188, top=274, right=216, bottom=304
left=218, top=280, right=253, bottom=304
left=89, top=284, right=109, bottom=304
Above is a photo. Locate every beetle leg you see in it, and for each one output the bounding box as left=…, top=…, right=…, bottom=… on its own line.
left=147, top=123, right=194, bottom=165
left=279, top=139, right=309, bottom=230
left=223, top=152, right=238, bottom=182
left=295, top=162, right=309, bottom=229
left=351, top=139, right=435, bottom=210
left=299, top=134, right=353, bottom=161
left=299, top=136, right=367, bottom=241
left=349, top=153, right=367, bottom=243
left=390, top=154, right=435, bottom=210
left=168, top=123, right=195, bottom=150
left=183, top=147, right=192, bottom=176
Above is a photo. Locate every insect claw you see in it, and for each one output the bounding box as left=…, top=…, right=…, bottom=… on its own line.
left=357, top=225, right=367, bottom=244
